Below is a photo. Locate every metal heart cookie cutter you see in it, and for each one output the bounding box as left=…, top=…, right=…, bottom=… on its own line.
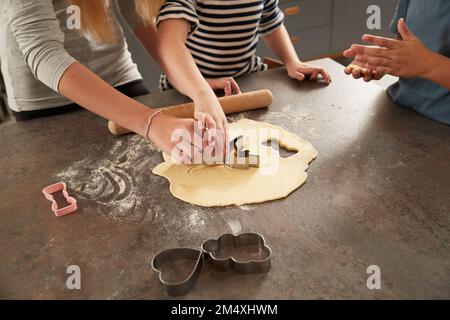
left=42, top=182, right=77, bottom=217
left=225, top=135, right=260, bottom=169
left=151, top=233, right=272, bottom=296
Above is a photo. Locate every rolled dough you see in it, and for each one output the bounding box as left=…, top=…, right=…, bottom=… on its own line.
left=152, top=119, right=317, bottom=207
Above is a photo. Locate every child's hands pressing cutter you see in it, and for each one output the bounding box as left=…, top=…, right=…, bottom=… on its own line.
left=194, top=77, right=241, bottom=147
left=193, top=91, right=228, bottom=150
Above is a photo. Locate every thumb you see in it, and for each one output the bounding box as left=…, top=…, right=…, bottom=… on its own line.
left=397, top=18, right=413, bottom=40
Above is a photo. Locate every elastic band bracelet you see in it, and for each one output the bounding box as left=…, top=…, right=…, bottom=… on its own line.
left=145, top=110, right=162, bottom=141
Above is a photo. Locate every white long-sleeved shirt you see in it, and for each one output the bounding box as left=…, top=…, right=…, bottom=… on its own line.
left=0, top=0, right=144, bottom=112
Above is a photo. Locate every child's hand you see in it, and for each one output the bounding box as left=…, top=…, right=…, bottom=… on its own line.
left=206, top=77, right=241, bottom=96
left=286, top=60, right=331, bottom=84
left=193, top=91, right=228, bottom=145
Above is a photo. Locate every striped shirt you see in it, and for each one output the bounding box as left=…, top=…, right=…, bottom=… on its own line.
left=156, top=0, right=285, bottom=90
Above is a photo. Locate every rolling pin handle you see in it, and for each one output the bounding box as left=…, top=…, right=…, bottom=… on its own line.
left=108, top=120, right=130, bottom=136
left=108, top=89, right=273, bottom=136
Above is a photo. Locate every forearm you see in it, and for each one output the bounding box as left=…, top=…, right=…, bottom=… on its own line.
left=58, top=62, right=152, bottom=137
left=425, top=52, right=450, bottom=90
left=160, top=39, right=213, bottom=99
left=263, top=25, right=300, bottom=65
left=158, top=20, right=215, bottom=101
left=134, top=21, right=163, bottom=67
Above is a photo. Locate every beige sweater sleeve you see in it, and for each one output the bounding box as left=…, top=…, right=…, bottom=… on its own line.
left=6, top=0, right=76, bottom=93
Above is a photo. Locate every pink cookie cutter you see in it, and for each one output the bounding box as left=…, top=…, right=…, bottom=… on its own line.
left=42, top=182, right=77, bottom=217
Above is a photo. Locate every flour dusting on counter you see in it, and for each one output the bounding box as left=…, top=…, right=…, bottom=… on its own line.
left=57, top=135, right=162, bottom=222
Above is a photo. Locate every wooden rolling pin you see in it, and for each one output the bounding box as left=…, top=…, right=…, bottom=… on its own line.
left=108, top=89, right=273, bottom=136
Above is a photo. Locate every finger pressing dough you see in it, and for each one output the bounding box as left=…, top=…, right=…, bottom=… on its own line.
left=152, top=119, right=317, bottom=207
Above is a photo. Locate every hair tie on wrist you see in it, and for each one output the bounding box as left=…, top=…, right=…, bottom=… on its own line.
left=145, top=110, right=162, bottom=141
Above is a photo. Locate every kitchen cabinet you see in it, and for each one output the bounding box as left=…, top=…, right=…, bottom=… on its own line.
left=331, top=0, right=399, bottom=53
left=258, top=0, right=398, bottom=61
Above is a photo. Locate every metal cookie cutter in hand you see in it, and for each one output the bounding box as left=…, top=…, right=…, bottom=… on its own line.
left=42, top=182, right=77, bottom=217
left=150, top=233, right=271, bottom=296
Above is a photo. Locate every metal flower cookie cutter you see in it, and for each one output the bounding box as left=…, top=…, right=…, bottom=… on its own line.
left=42, top=182, right=77, bottom=217
left=202, top=233, right=271, bottom=274
left=150, top=233, right=272, bottom=296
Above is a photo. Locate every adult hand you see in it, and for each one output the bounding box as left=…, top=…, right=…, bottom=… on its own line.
left=206, top=77, right=241, bottom=96
left=286, top=60, right=331, bottom=84
left=343, top=18, right=435, bottom=80
left=344, top=59, right=386, bottom=82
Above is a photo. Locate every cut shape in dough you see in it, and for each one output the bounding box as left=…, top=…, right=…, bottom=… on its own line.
left=152, top=119, right=317, bottom=207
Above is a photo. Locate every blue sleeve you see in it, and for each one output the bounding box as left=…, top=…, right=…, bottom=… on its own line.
left=390, top=0, right=410, bottom=35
